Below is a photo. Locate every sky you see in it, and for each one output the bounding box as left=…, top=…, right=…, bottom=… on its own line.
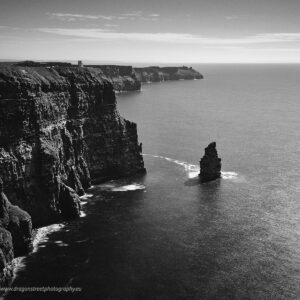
left=1, top=0, right=300, bottom=63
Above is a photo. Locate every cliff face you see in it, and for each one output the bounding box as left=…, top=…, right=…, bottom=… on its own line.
left=85, top=65, right=203, bottom=92
left=0, top=63, right=145, bottom=284
left=134, top=66, right=203, bottom=83
left=0, top=178, right=32, bottom=285
left=0, top=64, right=145, bottom=226
left=86, top=65, right=141, bottom=92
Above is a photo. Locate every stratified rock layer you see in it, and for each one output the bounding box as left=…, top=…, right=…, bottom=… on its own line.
left=0, top=62, right=145, bottom=284
left=86, top=65, right=141, bottom=92
left=199, top=142, right=221, bottom=182
left=0, top=64, right=145, bottom=226
left=88, top=65, right=203, bottom=91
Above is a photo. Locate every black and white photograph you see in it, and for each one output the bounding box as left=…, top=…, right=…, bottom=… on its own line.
left=0, top=0, right=299, bottom=299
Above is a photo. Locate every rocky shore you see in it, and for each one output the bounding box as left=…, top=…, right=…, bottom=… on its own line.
left=0, top=62, right=145, bottom=284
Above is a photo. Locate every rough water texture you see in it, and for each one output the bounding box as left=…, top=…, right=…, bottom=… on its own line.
left=199, top=142, right=222, bottom=182
left=0, top=63, right=145, bottom=284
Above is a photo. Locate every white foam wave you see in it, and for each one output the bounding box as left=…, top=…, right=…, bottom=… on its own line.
left=144, top=154, right=199, bottom=178
left=221, top=171, right=238, bottom=180
left=111, top=184, right=145, bottom=192
left=144, top=154, right=239, bottom=180
left=80, top=211, right=87, bottom=218
left=33, top=223, right=65, bottom=253
left=97, top=182, right=146, bottom=192
left=80, top=193, right=94, bottom=200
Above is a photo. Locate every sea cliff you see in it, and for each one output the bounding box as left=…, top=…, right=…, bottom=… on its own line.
left=0, top=62, right=145, bottom=284
left=87, top=65, right=203, bottom=91
left=86, top=65, right=141, bottom=92
left=134, top=66, right=203, bottom=83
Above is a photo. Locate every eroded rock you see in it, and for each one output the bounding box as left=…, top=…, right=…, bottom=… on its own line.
left=199, top=142, right=221, bottom=183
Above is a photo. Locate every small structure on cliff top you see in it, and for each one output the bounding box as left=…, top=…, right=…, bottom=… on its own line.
left=78, top=60, right=83, bottom=67
left=199, top=142, right=221, bottom=183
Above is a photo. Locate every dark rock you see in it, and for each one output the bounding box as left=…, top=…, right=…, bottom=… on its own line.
left=7, top=204, right=32, bottom=256
left=58, top=182, right=81, bottom=220
left=0, top=64, right=145, bottom=226
left=0, top=177, right=33, bottom=283
left=0, top=227, right=14, bottom=285
left=199, top=142, right=221, bottom=182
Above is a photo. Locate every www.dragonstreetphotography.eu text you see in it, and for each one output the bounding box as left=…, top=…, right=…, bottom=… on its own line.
left=0, top=287, right=82, bottom=293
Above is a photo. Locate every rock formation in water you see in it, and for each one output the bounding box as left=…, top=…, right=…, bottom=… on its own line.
left=0, top=62, right=146, bottom=284
left=199, top=142, right=221, bottom=182
left=134, top=66, right=203, bottom=83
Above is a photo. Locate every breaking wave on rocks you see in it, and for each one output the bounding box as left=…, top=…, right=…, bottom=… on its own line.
left=144, top=154, right=239, bottom=180
left=33, top=224, right=66, bottom=253
left=9, top=223, right=66, bottom=286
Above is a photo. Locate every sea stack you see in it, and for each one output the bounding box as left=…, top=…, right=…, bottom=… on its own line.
left=199, top=142, right=221, bottom=183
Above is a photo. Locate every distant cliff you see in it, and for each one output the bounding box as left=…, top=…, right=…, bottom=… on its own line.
left=87, top=65, right=203, bottom=91
left=86, top=65, right=141, bottom=92
left=134, top=66, right=203, bottom=83
left=0, top=62, right=145, bottom=284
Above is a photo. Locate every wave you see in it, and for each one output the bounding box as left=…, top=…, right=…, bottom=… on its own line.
left=97, top=182, right=146, bottom=192
left=33, top=224, right=66, bottom=253
left=221, top=171, right=238, bottom=180
left=144, top=154, right=239, bottom=180
left=80, top=193, right=94, bottom=200
left=9, top=223, right=66, bottom=287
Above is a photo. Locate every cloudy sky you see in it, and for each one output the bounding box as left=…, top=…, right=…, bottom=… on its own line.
left=1, top=0, right=300, bottom=63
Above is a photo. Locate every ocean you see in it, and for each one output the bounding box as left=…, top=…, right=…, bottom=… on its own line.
left=5, top=64, right=300, bottom=300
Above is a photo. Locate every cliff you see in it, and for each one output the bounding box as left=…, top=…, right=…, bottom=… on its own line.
left=86, top=65, right=203, bottom=91
left=199, top=142, right=221, bottom=183
left=134, top=66, right=203, bottom=83
left=0, top=62, right=145, bottom=284
left=86, top=65, right=141, bottom=92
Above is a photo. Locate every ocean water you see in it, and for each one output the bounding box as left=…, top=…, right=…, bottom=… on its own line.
left=5, top=64, right=300, bottom=300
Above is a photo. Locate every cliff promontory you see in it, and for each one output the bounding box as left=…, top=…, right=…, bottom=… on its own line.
left=86, top=65, right=141, bottom=92
left=134, top=66, right=203, bottom=83
left=87, top=65, right=203, bottom=91
left=0, top=62, right=145, bottom=284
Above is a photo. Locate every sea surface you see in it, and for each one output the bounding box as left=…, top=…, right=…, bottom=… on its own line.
left=5, top=64, right=300, bottom=300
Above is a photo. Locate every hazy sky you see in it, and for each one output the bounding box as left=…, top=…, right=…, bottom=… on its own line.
left=1, top=0, right=300, bottom=63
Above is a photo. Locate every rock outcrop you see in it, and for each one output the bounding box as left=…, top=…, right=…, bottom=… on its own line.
left=0, top=178, right=32, bottom=284
left=134, top=66, right=203, bottom=83
left=199, top=142, right=221, bottom=182
left=0, top=62, right=146, bottom=284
